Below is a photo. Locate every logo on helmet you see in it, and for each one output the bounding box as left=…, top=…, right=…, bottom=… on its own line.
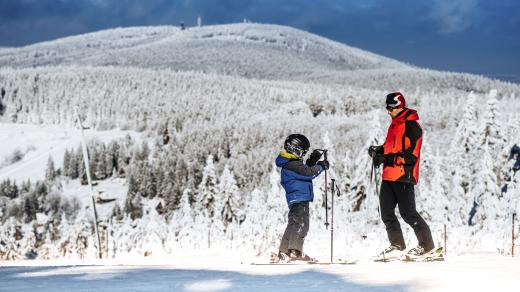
left=386, top=92, right=406, bottom=110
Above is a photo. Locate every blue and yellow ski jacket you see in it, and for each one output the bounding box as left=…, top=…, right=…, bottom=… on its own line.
left=275, top=151, right=324, bottom=206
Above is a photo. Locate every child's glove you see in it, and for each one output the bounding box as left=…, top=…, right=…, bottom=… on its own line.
left=306, top=149, right=322, bottom=166
left=317, top=160, right=329, bottom=170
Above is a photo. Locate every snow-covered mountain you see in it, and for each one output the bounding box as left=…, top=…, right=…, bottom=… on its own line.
left=0, top=23, right=407, bottom=79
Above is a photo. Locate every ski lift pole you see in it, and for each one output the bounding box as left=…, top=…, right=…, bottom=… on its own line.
left=74, top=106, right=102, bottom=259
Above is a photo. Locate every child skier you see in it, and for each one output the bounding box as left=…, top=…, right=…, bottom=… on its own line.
left=273, top=134, right=329, bottom=262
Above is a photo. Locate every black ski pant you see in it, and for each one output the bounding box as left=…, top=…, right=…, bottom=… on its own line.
left=279, top=201, right=310, bottom=253
left=380, top=180, right=434, bottom=251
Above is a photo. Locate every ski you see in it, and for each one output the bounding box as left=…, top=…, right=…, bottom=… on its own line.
left=252, top=256, right=357, bottom=266
left=308, top=259, right=358, bottom=265
left=251, top=260, right=357, bottom=266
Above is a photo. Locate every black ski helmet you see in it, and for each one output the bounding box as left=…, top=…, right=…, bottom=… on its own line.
left=284, top=134, right=310, bottom=158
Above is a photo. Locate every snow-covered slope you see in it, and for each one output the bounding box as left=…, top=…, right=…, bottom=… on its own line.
left=0, top=23, right=407, bottom=79
left=0, top=123, right=140, bottom=182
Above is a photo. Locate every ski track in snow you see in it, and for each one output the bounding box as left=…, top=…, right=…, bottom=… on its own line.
left=0, top=254, right=519, bottom=291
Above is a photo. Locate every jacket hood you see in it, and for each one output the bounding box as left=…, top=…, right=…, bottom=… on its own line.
left=393, top=108, right=419, bottom=123
left=275, top=151, right=299, bottom=167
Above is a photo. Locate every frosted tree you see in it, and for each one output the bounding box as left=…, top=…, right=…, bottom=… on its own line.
left=124, top=175, right=143, bottom=220
left=96, top=145, right=108, bottom=180
left=449, top=92, right=480, bottom=206
left=169, top=189, right=195, bottom=249
left=218, top=165, right=242, bottom=230
left=62, top=150, right=71, bottom=177
left=198, top=155, right=218, bottom=219
left=194, top=155, right=219, bottom=248
left=261, top=165, right=287, bottom=254
left=419, top=148, right=450, bottom=225
left=240, top=188, right=269, bottom=255
left=72, top=211, right=97, bottom=259
left=472, top=140, right=501, bottom=229
left=78, top=150, right=88, bottom=185
left=482, top=90, right=504, bottom=148
left=482, top=90, right=509, bottom=187
left=45, top=156, right=57, bottom=182
left=67, top=149, right=79, bottom=179
left=0, top=218, right=22, bottom=260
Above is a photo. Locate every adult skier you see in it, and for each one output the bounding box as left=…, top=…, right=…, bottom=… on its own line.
left=273, top=134, right=329, bottom=262
left=368, top=92, right=435, bottom=261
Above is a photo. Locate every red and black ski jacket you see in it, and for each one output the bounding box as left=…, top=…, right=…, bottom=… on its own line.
left=382, top=108, right=422, bottom=184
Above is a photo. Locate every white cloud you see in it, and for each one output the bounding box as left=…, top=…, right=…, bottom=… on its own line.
left=430, top=0, right=479, bottom=34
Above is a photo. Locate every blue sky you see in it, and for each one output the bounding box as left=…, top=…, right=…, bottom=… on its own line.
left=0, top=0, right=518, bottom=80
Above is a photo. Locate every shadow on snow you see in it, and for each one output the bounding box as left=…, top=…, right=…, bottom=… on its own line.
left=0, top=266, right=408, bottom=292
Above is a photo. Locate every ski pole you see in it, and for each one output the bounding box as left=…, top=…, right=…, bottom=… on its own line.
left=371, top=161, right=381, bottom=219
left=321, top=149, right=329, bottom=230
left=513, top=213, right=516, bottom=257
left=331, top=178, right=335, bottom=263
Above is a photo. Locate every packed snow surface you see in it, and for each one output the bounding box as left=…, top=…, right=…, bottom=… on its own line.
left=1, top=253, right=519, bottom=292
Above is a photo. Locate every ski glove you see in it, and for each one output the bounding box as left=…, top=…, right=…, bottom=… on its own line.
left=306, top=149, right=323, bottom=166
left=383, top=153, right=397, bottom=166
left=368, top=145, right=384, bottom=158
left=317, top=160, right=329, bottom=170
left=374, top=153, right=398, bottom=167
left=373, top=153, right=385, bottom=168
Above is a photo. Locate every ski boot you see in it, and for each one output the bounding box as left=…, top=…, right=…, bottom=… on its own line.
left=270, top=251, right=290, bottom=263
left=373, top=245, right=405, bottom=262
left=288, top=249, right=317, bottom=263
left=403, top=246, right=444, bottom=262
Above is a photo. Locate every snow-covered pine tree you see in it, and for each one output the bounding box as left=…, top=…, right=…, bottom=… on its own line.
left=62, top=150, right=71, bottom=177
left=88, top=145, right=98, bottom=181
left=418, top=147, right=450, bottom=224
left=449, top=92, right=480, bottom=214
left=481, top=90, right=509, bottom=188
left=218, top=165, right=242, bottom=231
left=170, top=188, right=196, bottom=249
left=67, top=148, right=79, bottom=179
left=95, top=144, right=108, bottom=180
left=45, top=156, right=56, bottom=182
left=124, top=174, right=143, bottom=220
left=472, top=140, right=502, bottom=229
left=483, top=90, right=505, bottom=148
left=195, top=155, right=219, bottom=248
left=240, top=188, right=268, bottom=255
left=0, top=218, right=22, bottom=260
left=198, top=155, right=218, bottom=219
left=262, top=165, right=287, bottom=254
